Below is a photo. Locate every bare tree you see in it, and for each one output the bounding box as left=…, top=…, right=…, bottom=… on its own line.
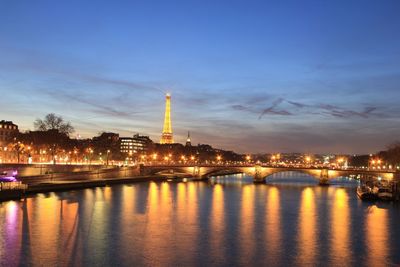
left=386, top=142, right=400, bottom=166
left=34, top=113, right=75, bottom=136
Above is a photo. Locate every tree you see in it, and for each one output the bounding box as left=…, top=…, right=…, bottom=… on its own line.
left=34, top=113, right=74, bottom=136
left=385, top=142, right=400, bottom=166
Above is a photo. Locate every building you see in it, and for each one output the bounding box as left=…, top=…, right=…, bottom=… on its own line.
left=186, top=131, right=192, bottom=147
left=160, top=93, right=174, bottom=144
left=120, top=134, right=153, bottom=155
left=0, top=120, right=18, bottom=145
left=120, top=137, right=134, bottom=155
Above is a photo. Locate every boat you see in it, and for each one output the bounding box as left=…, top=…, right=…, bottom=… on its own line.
left=0, top=170, right=18, bottom=182
left=356, top=185, right=378, bottom=201
left=377, top=186, right=393, bottom=201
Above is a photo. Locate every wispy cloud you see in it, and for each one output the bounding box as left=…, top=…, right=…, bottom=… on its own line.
left=45, top=90, right=137, bottom=118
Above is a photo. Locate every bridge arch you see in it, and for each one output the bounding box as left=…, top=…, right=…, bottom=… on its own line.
left=142, top=166, right=195, bottom=177
left=201, top=167, right=252, bottom=178
left=260, top=169, right=322, bottom=183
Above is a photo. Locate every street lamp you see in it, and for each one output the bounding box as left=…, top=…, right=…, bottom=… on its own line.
left=246, top=155, right=251, bottom=164
left=88, top=148, right=94, bottom=168
left=305, top=156, right=311, bottom=166
left=106, top=150, right=110, bottom=166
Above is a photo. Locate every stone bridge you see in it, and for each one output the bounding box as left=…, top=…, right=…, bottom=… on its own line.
left=140, top=164, right=398, bottom=185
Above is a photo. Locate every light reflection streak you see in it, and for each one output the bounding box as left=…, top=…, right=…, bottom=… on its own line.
left=239, top=185, right=255, bottom=265
left=265, top=186, right=281, bottom=264
left=331, top=188, right=351, bottom=264
left=210, top=184, right=225, bottom=261
left=297, top=187, right=317, bottom=266
left=120, top=185, right=136, bottom=259
left=365, top=205, right=389, bottom=267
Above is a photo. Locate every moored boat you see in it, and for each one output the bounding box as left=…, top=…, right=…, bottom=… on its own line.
left=357, top=185, right=378, bottom=201
left=377, top=187, right=393, bottom=201
left=0, top=170, right=18, bottom=182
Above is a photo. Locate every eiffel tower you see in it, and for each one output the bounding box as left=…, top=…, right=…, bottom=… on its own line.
left=160, top=93, right=174, bottom=144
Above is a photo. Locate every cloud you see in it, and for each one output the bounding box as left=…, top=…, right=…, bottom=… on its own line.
left=45, top=90, right=137, bottom=118
left=258, top=98, right=292, bottom=119
left=287, top=101, right=310, bottom=108
left=324, top=106, right=378, bottom=119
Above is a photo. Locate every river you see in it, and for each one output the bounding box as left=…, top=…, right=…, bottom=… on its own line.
left=0, top=172, right=399, bottom=267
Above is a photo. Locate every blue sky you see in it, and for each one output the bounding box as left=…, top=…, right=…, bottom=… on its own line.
left=1, top=0, right=400, bottom=154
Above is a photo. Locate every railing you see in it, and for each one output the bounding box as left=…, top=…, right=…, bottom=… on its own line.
left=0, top=181, right=28, bottom=191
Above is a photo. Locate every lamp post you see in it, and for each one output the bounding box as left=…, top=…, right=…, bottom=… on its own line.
left=106, top=150, right=110, bottom=166
left=305, top=156, right=311, bottom=167
left=89, top=148, right=94, bottom=170
left=216, top=155, right=222, bottom=165
left=246, top=155, right=251, bottom=164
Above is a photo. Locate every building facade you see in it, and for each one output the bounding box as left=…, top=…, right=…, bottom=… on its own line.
left=120, top=134, right=153, bottom=156
left=0, top=120, right=18, bottom=145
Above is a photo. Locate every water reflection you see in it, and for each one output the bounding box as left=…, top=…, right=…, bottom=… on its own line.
left=365, top=205, right=389, bottom=267
left=210, top=184, right=225, bottom=263
left=331, top=188, right=351, bottom=265
left=239, top=185, right=255, bottom=265
left=265, top=186, right=281, bottom=265
left=0, top=176, right=399, bottom=266
left=297, top=187, right=317, bottom=266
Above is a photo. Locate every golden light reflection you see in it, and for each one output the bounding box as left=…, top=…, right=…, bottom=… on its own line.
left=365, top=205, right=389, bottom=267
left=120, top=185, right=136, bottom=259
left=210, top=184, right=225, bottom=259
left=331, top=188, right=351, bottom=264
left=58, top=199, right=80, bottom=266
left=183, top=182, right=198, bottom=265
left=142, top=182, right=174, bottom=265
left=265, top=187, right=281, bottom=262
left=297, top=187, right=317, bottom=266
left=30, top=194, right=60, bottom=265
left=239, top=185, right=255, bottom=265
left=142, top=182, right=160, bottom=258
left=87, top=188, right=110, bottom=263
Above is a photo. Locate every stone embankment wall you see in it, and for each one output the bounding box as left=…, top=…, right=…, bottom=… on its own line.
left=0, top=164, right=116, bottom=177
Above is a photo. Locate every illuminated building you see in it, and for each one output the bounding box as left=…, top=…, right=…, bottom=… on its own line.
left=0, top=120, right=18, bottom=145
left=186, top=131, right=191, bottom=147
left=120, top=134, right=152, bottom=155
left=160, top=93, right=173, bottom=144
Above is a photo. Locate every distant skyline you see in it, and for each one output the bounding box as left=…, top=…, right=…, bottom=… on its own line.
left=1, top=0, right=400, bottom=154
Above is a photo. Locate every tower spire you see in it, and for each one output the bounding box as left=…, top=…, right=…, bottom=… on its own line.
left=186, top=131, right=191, bottom=146
left=160, top=93, right=173, bottom=144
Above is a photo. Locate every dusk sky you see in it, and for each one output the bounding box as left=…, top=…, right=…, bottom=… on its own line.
left=1, top=0, right=400, bottom=154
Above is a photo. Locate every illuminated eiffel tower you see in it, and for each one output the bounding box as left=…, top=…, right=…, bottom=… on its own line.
left=160, top=93, right=174, bottom=144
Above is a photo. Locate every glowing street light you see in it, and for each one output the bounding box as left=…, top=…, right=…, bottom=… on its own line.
left=305, top=156, right=311, bottom=166
left=106, top=149, right=111, bottom=166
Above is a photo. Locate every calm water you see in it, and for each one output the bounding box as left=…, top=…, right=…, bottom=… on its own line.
left=1, top=172, right=400, bottom=267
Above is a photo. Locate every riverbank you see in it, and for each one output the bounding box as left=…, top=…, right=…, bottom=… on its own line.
left=0, top=175, right=169, bottom=202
